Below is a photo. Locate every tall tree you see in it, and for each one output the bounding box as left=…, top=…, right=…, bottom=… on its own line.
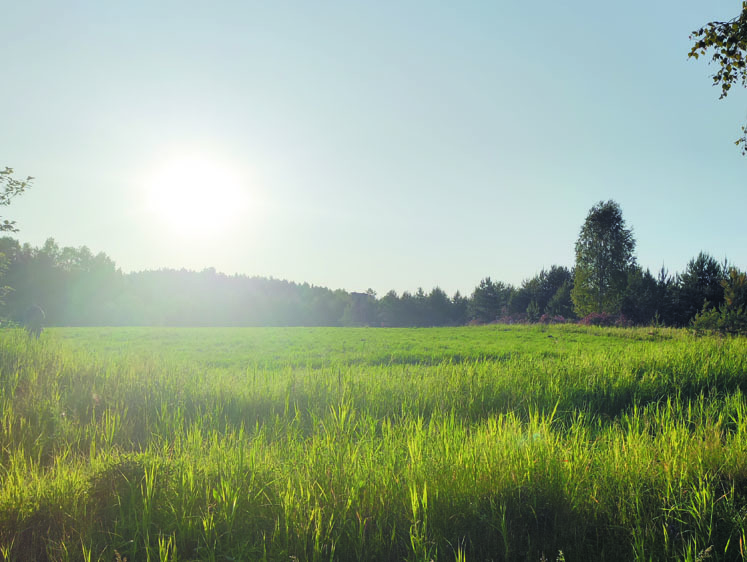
left=510, top=266, right=573, bottom=317
left=723, top=267, right=747, bottom=311
left=691, top=267, right=747, bottom=335
left=426, top=287, right=453, bottom=326
left=470, top=277, right=511, bottom=323
left=546, top=278, right=575, bottom=319
left=673, top=252, right=726, bottom=325
left=689, top=3, right=747, bottom=155
left=620, top=267, right=659, bottom=325
left=572, top=200, right=636, bottom=316
left=451, top=291, right=469, bottom=325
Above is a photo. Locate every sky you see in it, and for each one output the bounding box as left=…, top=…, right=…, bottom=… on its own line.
left=3, top=1, right=746, bottom=296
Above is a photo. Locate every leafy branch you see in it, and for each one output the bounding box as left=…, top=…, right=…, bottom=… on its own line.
left=0, top=167, right=34, bottom=232
left=689, top=2, right=747, bottom=154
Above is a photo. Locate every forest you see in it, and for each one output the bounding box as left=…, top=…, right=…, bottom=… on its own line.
left=0, top=234, right=741, bottom=331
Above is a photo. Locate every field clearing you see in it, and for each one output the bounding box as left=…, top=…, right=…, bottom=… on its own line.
left=2, top=325, right=747, bottom=561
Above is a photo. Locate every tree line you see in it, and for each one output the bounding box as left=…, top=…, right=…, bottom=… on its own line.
left=0, top=222, right=743, bottom=330
left=0, top=167, right=744, bottom=332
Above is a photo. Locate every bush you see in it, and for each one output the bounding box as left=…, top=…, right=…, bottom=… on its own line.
left=539, top=314, right=567, bottom=325
left=579, top=312, right=616, bottom=327
left=578, top=312, right=632, bottom=327
left=691, top=306, right=747, bottom=336
left=526, top=300, right=541, bottom=323
left=614, top=314, right=632, bottom=327
left=691, top=268, right=747, bottom=336
left=496, top=313, right=528, bottom=325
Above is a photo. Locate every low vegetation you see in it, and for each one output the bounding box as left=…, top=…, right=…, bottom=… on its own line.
left=2, top=325, right=747, bottom=561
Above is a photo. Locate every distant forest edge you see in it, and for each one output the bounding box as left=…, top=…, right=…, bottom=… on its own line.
left=0, top=235, right=744, bottom=331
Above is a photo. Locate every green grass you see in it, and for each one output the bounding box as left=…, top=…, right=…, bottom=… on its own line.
left=2, top=325, right=747, bottom=560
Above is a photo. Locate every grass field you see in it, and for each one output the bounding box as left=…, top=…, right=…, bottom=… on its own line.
left=2, top=325, right=747, bottom=561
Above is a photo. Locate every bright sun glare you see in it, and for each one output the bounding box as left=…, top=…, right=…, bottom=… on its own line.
left=144, top=154, right=247, bottom=239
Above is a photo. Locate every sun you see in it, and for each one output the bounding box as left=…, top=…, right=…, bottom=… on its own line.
left=144, top=154, right=248, bottom=239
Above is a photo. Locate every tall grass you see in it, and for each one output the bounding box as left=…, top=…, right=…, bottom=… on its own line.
left=1, top=325, right=747, bottom=560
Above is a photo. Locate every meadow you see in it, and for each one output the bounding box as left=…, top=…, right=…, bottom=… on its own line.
left=2, top=325, right=747, bottom=561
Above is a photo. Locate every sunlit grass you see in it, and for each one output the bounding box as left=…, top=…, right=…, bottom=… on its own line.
left=1, top=325, right=747, bottom=560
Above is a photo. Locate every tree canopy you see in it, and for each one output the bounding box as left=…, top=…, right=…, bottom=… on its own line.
left=675, top=252, right=726, bottom=324
left=689, top=2, right=747, bottom=154
left=572, top=200, right=636, bottom=316
left=470, top=277, right=511, bottom=323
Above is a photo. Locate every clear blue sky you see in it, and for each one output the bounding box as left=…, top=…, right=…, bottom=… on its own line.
left=3, top=1, right=745, bottom=296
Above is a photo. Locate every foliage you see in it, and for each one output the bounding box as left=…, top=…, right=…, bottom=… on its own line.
left=578, top=312, right=632, bottom=327
left=546, top=279, right=575, bottom=318
left=0, top=251, right=9, bottom=313
left=674, top=252, right=726, bottom=326
left=343, top=290, right=377, bottom=326
left=578, top=312, right=617, bottom=326
left=723, top=266, right=747, bottom=309
left=3, top=326, right=747, bottom=560
left=425, top=286, right=455, bottom=326
left=451, top=290, right=470, bottom=325
left=0, top=167, right=33, bottom=233
left=620, top=267, right=660, bottom=325
left=651, top=266, right=678, bottom=326
left=510, top=266, right=574, bottom=318
left=469, top=277, right=512, bottom=323
left=572, top=200, right=636, bottom=316
left=0, top=235, right=743, bottom=330
left=689, top=2, right=747, bottom=154
left=376, top=287, right=467, bottom=327
left=691, top=305, right=747, bottom=336
left=526, top=299, right=541, bottom=322
left=1, top=237, right=481, bottom=328
left=691, top=267, right=747, bottom=335
left=0, top=169, right=32, bottom=309
left=538, top=313, right=568, bottom=324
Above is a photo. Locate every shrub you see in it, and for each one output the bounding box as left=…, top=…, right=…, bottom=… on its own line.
left=691, top=268, right=747, bottom=336
left=691, top=305, right=747, bottom=336
left=614, top=314, right=632, bottom=328
left=526, top=300, right=541, bottom=323
left=539, top=314, right=567, bottom=325
left=496, top=313, right=528, bottom=325
left=579, top=312, right=617, bottom=327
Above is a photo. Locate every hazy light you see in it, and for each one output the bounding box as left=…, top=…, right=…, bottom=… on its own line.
left=143, top=153, right=248, bottom=239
